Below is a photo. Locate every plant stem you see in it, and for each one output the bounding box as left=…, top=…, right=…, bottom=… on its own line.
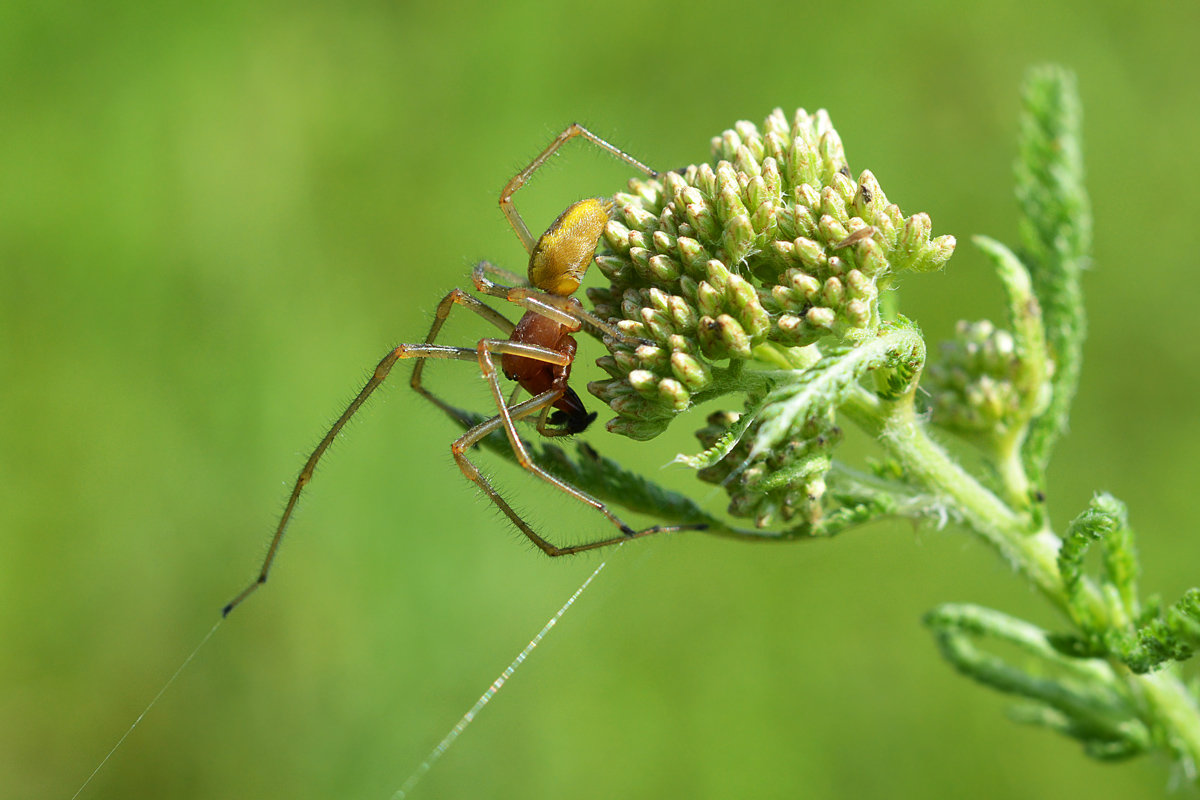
left=843, top=385, right=1064, bottom=606
left=1135, top=669, right=1200, bottom=779
left=996, top=434, right=1033, bottom=509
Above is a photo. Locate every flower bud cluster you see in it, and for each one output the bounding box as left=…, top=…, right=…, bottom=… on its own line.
left=692, top=409, right=842, bottom=528
left=927, top=320, right=1023, bottom=440
left=588, top=108, right=956, bottom=439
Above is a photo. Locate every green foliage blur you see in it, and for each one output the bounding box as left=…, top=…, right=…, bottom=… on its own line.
left=3, top=1, right=1199, bottom=798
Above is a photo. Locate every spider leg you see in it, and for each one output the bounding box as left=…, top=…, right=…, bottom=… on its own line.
left=500, top=123, right=657, bottom=255
left=222, top=338, right=496, bottom=616
left=410, top=287, right=519, bottom=420
left=471, top=262, right=642, bottom=344
left=470, top=262, right=578, bottom=327
left=475, top=260, right=530, bottom=289
left=451, top=342, right=703, bottom=556
left=510, top=290, right=634, bottom=343
left=534, top=401, right=561, bottom=438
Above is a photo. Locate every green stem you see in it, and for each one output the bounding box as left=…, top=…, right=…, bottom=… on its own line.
left=843, top=386, right=1064, bottom=607
left=998, top=449, right=1031, bottom=509
left=1135, top=669, right=1200, bottom=777
left=994, top=430, right=1034, bottom=510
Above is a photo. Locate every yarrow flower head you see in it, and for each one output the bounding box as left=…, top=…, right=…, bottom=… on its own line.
left=586, top=108, right=956, bottom=440
left=927, top=320, right=1028, bottom=447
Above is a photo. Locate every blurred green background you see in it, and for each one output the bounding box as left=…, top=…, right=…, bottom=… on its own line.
left=4, top=1, right=1199, bottom=798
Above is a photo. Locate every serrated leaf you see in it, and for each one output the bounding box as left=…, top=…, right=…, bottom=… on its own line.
left=751, top=321, right=925, bottom=460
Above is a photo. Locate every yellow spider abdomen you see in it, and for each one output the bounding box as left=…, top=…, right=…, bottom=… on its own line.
left=528, top=197, right=612, bottom=296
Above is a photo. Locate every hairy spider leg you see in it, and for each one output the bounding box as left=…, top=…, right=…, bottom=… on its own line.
left=223, top=291, right=569, bottom=616
left=454, top=347, right=707, bottom=556
left=471, top=261, right=634, bottom=343
left=500, top=123, right=657, bottom=255
left=408, top=287, right=515, bottom=419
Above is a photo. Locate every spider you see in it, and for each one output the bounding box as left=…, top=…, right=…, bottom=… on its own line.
left=223, top=124, right=705, bottom=616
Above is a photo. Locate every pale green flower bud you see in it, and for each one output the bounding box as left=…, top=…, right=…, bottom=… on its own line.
left=618, top=199, right=657, bottom=232
left=806, top=306, right=836, bottom=329
left=697, top=280, right=724, bottom=318
left=828, top=172, right=857, bottom=212
left=819, top=214, right=851, bottom=247
left=606, top=392, right=649, bottom=418
left=656, top=377, right=690, bottom=410
left=677, top=237, right=711, bottom=275
left=594, top=254, right=631, bottom=284
left=696, top=312, right=753, bottom=360
left=670, top=351, right=711, bottom=391
left=603, top=219, right=631, bottom=254
left=627, top=369, right=658, bottom=397
left=723, top=214, right=756, bottom=265
left=793, top=236, right=827, bottom=270
left=647, top=254, right=681, bottom=283
left=685, top=199, right=720, bottom=242
left=634, top=342, right=669, bottom=372
left=822, top=276, right=845, bottom=307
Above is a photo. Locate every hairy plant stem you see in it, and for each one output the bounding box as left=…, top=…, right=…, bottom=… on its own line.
left=1137, top=670, right=1200, bottom=778
left=842, top=382, right=1200, bottom=776
left=995, top=434, right=1033, bottom=510
left=842, top=385, right=1062, bottom=604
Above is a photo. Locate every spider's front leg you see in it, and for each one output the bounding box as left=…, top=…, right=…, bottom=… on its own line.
left=499, top=122, right=657, bottom=254
left=471, top=260, right=646, bottom=347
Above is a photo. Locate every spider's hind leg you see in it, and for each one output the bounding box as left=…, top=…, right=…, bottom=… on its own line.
left=452, top=343, right=703, bottom=557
